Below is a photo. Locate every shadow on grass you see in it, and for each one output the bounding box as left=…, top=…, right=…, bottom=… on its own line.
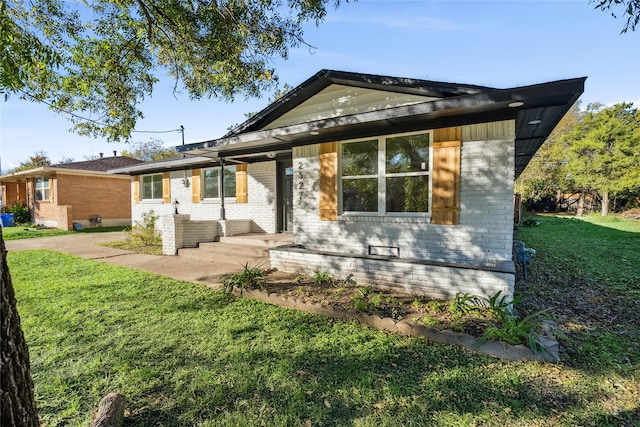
left=516, top=214, right=640, bottom=376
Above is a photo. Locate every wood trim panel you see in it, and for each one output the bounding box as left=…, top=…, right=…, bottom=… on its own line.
left=319, top=142, right=338, bottom=221
left=162, top=172, right=171, bottom=203
left=235, top=164, right=248, bottom=203
left=191, top=169, right=201, bottom=203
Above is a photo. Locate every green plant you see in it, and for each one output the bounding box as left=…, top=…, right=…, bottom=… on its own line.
left=312, top=270, right=335, bottom=287
left=449, top=292, right=481, bottom=316
left=352, top=297, right=368, bottom=311
left=222, top=263, right=266, bottom=293
left=425, top=300, right=445, bottom=313
left=6, top=202, right=31, bottom=224
left=127, top=210, right=161, bottom=246
left=369, top=293, right=383, bottom=308
left=420, top=316, right=440, bottom=327
left=478, top=309, right=550, bottom=353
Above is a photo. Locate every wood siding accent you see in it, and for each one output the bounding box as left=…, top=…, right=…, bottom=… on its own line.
left=133, top=176, right=140, bottom=204
left=431, top=127, right=461, bottom=225
left=319, top=142, right=338, bottom=221
left=162, top=172, right=171, bottom=203
left=235, top=164, right=248, bottom=203
left=191, top=169, right=201, bottom=203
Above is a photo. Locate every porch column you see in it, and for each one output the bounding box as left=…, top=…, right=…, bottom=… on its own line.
left=219, top=157, right=226, bottom=220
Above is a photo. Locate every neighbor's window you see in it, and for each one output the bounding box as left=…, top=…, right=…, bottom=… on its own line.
left=141, top=174, right=163, bottom=200
left=203, top=165, right=237, bottom=199
left=341, top=131, right=430, bottom=214
left=35, top=177, right=50, bottom=201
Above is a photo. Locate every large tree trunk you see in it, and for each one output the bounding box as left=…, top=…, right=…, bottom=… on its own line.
left=1, top=230, right=40, bottom=427
left=577, top=192, right=585, bottom=216
left=601, top=190, right=610, bottom=216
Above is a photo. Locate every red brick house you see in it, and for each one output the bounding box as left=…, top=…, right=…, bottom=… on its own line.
left=1, top=155, right=142, bottom=229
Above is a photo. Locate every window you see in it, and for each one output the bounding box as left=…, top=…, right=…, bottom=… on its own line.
left=35, top=177, right=50, bottom=201
left=203, top=165, right=237, bottom=199
left=141, top=174, right=163, bottom=200
left=340, top=131, right=431, bottom=214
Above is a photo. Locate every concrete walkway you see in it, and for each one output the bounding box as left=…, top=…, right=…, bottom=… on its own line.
left=4, top=232, right=267, bottom=288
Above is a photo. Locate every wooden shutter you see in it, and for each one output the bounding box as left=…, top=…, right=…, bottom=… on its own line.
left=431, top=127, right=461, bottom=225
left=162, top=172, right=171, bottom=203
left=319, top=142, right=338, bottom=221
left=133, top=176, right=140, bottom=203
left=191, top=169, right=201, bottom=203
left=235, top=164, right=248, bottom=203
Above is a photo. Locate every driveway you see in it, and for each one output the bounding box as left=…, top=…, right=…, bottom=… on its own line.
left=4, top=232, right=257, bottom=288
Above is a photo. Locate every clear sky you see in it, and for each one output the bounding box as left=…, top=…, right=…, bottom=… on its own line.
left=1, top=0, right=639, bottom=172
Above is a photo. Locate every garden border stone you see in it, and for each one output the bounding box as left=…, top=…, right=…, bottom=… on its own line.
left=232, top=286, right=560, bottom=363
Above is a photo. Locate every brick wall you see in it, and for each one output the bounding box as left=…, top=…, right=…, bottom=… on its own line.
left=271, top=120, right=516, bottom=297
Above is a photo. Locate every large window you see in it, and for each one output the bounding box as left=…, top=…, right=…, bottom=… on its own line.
left=341, top=132, right=431, bottom=214
left=141, top=174, right=163, bottom=200
left=203, top=165, right=237, bottom=199
left=35, top=177, right=49, bottom=201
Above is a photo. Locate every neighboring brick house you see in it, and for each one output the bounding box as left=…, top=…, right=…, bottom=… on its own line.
left=1, top=155, right=142, bottom=230
left=112, top=70, right=585, bottom=299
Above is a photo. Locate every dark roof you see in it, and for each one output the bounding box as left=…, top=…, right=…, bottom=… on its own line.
left=177, top=70, right=585, bottom=178
left=225, top=69, right=496, bottom=137
left=52, top=156, right=143, bottom=172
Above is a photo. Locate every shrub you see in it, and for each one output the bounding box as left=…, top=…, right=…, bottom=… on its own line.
left=127, top=210, right=160, bottom=246
left=7, top=202, right=31, bottom=224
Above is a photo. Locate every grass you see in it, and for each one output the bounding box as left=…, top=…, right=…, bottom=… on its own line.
left=516, top=213, right=640, bottom=374
left=2, top=225, right=128, bottom=240
left=9, top=247, right=640, bottom=426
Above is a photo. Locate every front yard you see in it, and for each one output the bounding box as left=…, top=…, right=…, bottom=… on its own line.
left=7, top=213, right=639, bottom=426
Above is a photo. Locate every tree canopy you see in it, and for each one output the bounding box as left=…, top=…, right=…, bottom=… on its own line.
left=516, top=102, right=640, bottom=215
left=121, top=138, right=179, bottom=161
left=1, top=0, right=344, bottom=142
left=593, top=0, right=640, bottom=32
left=6, top=151, right=51, bottom=174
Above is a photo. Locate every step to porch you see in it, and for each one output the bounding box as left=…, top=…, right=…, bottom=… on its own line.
left=219, top=233, right=294, bottom=248
left=177, top=233, right=293, bottom=265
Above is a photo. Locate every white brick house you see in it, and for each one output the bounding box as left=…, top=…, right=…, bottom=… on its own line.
left=111, top=70, right=585, bottom=299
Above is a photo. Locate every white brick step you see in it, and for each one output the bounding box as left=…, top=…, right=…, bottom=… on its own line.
left=219, top=233, right=293, bottom=249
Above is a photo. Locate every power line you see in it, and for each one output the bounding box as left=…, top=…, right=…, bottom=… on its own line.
left=17, top=89, right=183, bottom=136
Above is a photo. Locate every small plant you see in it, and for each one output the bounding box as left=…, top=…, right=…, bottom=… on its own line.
left=449, top=292, right=481, bottom=316
left=127, top=210, right=161, bottom=246
left=222, top=263, right=266, bottom=293
left=425, top=300, right=446, bottom=313
left=312, top=270, right=335, bottom=287
left=478, top=309, right=550, bottom=353
left=369, top=293, right=383, bottom=308
left=411, top=298, right=423, bottom=309
left=293, top=274, right=308, bottom=285
left=421, top=316, right=440, bottom=327
left=352, top=298, right=368, bottom=311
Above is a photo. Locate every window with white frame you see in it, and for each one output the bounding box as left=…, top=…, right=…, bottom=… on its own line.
left=203, top=165, right=237, bottom=199
left=141, top=174, right=163, bottom=200
left=341, top=131, right=431, bottom=214
left=35, top=177, right=50, bottom=201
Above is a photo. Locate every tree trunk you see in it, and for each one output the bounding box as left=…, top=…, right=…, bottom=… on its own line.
left=577, top=193, right=585, bottom=216
left=601, top=190, right=610, bottom=216
left=1, top=231, right=40, bottom=426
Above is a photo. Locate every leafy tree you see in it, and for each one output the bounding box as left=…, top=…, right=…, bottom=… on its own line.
left=516, top=102, right=581, bottom=203
left=7, top=151, right=51, bottom=174
left=1, top=0, right=345, bottom=142
left=121, top=138, right=179, bottom=161
left=564, top=103, right=640, bottom=215
left=593, top=0, right=640, bottom=33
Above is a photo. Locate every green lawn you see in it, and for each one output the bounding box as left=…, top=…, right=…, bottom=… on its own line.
left=2, top=225, right=128, bottom=240
left=9, top=242, right=639, bottom=426
left=517, top=214, right=640, bottom=374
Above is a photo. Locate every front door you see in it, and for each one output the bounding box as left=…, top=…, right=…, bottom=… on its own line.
left=278, top=160, right=294, bottom=232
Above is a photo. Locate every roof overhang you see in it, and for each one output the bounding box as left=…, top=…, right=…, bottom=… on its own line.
left=108, top=156, right=217, bottom=175
left=177, top=77, right=586, bottom=178
left=0, top=167, right=132, bottom=182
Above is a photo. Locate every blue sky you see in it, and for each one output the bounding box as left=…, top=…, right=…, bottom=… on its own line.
left=1, top=0, right=639, bottom=172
